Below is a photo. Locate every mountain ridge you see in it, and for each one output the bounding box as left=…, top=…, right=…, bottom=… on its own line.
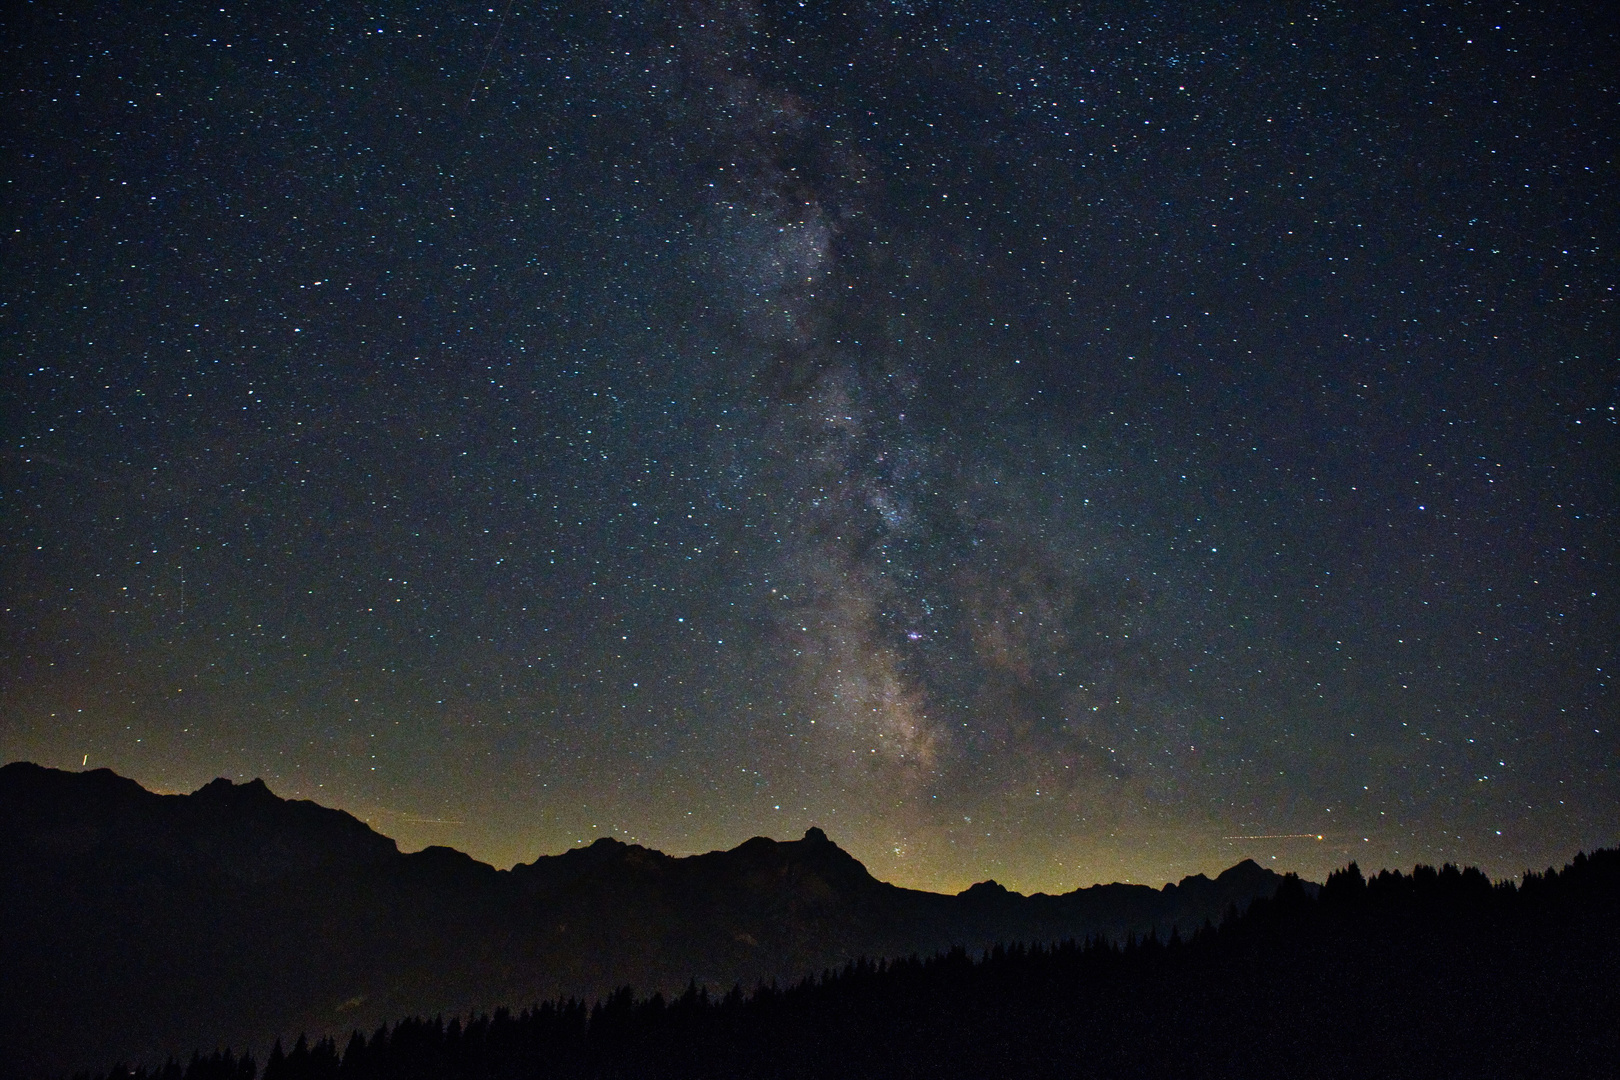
left=0, top=762, right=1298, bottom=1077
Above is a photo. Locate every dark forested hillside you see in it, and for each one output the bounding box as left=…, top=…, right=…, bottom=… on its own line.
left=0, top=763, right=1286, bottom=1077
left=71, top=850, right=1620, bottom=1080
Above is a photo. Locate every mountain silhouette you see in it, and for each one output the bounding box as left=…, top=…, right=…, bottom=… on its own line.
left=0, top=763, right=1292, bottom=1077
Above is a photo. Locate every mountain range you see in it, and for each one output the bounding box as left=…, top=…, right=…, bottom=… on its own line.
left=0, top=762, right=1294, bottom=1077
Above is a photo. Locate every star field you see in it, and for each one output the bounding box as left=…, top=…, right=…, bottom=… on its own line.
left=2, top=1, right=1616, bottom=892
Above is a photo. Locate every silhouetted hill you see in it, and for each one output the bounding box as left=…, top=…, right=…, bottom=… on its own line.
left=63, top=850, right=1620, bottom=1080
left=0, top=763, right=1291, bottom=1077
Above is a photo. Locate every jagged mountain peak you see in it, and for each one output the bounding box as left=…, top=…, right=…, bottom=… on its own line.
left=1219, top=857, right=1267, bottom=879
left=0, top=761, right=399, bottom=877
left=960, top=879, right=1015, bottom=899
left=192, top=775, right=276, bottom=800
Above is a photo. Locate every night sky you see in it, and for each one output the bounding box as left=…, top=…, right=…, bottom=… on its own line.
left=3, top=1, right=1615, bottom=893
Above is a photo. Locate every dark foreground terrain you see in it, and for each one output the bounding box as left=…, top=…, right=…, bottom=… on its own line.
left=71, top=848, right=1620, bottom=1080
left=1, top=763, right=1286, bottom=1077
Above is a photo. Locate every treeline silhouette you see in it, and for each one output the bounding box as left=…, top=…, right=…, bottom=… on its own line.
left=81, top=851, right=1619, bottom=1080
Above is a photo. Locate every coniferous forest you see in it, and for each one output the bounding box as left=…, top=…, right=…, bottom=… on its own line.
left=73, top=850, right=1619, bottom=1080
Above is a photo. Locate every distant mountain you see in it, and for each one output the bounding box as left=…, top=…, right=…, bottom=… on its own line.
left=76, top=851, right=1614, bottom=1080
left=0, top=763, right=1293, bottom=1077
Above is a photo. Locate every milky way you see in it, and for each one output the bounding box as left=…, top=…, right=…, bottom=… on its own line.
left=674, top=11, right=1162, bottom=862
